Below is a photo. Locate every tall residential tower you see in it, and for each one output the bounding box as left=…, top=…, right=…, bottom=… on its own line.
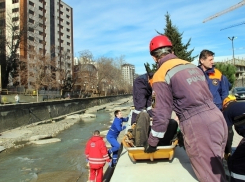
left=0, top=0, right=73, bottom=89
left=121, top=63, right=135, bottom=86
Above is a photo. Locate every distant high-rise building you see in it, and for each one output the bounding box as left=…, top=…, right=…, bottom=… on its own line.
left=121, top=64, right=135, bottom=86
left=0, top=0, right=73, bottom=89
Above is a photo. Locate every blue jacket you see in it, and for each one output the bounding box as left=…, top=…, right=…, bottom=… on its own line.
left=131, top=73, right=153, bottom=124
left=107, top=117, right=128, bottom=138
left=223, top=102, right=245, bottom=136
left=198, top=65, right=230, bottom=110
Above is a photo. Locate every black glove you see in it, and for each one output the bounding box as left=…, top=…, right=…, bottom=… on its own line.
left=144, top=143, right=157, bottom=153
left=177, top=130, right=184, bottom=148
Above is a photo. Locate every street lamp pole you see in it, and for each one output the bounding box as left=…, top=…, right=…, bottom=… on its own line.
left=228, top=36, right=236, bottom=65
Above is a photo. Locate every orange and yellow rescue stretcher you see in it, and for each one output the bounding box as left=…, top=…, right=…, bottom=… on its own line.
left=121, top=109, right=179, bottom=162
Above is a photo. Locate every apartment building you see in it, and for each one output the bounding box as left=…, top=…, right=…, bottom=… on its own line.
left=1, top=0, right=73, bottom=89
left=121, top=63, right=135, bottom=86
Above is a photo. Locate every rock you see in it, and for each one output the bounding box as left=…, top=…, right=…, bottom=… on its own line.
left=66, top=114, right=80, bottom=119
left=29, top=135, right=52, bottom=141
left=80, top=114, right=96, bottom=118
left=0, top=146, right=5, bottom=152
left=29, top=138, right=61, bottom=145
left=100, top=130, right=108, bottom=136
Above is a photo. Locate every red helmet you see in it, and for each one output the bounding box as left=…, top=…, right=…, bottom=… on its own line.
left=149, top=35, right=172, bottom=54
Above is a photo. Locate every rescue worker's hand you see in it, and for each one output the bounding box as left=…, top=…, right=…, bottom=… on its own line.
left=224, top=153, right=230, bottom=161
left=144, top=143, right=157, bottom=153
left=108, top=161, right=114, bottom=168
left=177, top=130, right=184, bottom=148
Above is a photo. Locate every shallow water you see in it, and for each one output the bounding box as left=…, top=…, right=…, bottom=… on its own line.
left=0, top=110, right=113, bottom=182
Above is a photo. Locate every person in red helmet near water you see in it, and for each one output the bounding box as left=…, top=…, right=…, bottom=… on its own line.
left=144, top=35, right=228, bottom=182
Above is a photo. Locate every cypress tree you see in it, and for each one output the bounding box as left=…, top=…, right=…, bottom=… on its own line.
left=157, top=12, right=197, bottom=62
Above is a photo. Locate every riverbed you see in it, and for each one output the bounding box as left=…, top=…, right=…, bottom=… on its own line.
left=0, top=98, right=132, bottom=182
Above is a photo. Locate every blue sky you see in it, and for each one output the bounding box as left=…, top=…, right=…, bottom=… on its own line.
left=63, top=0, right=245, bottom=75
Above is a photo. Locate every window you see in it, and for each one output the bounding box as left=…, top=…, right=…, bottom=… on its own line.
left=12, top=0, right=19, bottom=4
left=0, top=2, right=5, bottom=9
left=39, top=39, right=43, bottom=43
left=66, top=28, right=70, bottom=32
left=60, top=4, right=63, bottom=8
left=67, top=42, right=70, bottom=46
left=66, top=15, right=70, bottom=19
left=0, top=12, right=4, bottom=18
left=29, top=9, right=34, bottom=15
left=29, top=36, right=34, bottom=41
left=66, top=8, right=69, bottom=12
left=0, top=19, right=5, bottom=26
left=39, top=23, right=43, bottom=27
left=60, top=18, right=63, bottom=22
left=13, top=26, right=19, bottom=31
left=39, top=14, right=43, bottom=19
left=29, top=1, right=34, bottom=6
left=29, top=45, right=35, bottom=50
left=60, top=11, right=63, bottom=15
left=28, top=27, right=34, bottom=32
left=39, top=6, right=43, bottom=11
left=13, top=35, right=19, bottom=40
left=12, top=17, right=19, bottom=22
left=29, top=18, right=34, bottom=23
left=29, top=54, right=35, bottom=59
left=12, top=8, right=19, bottom=13
left=39, top=31, right=43, bottom=35
left=60, top=25, right=63, bottom=29
left=67, top=49, right=70, bottom=53
left=67, top=35, right=70, bottom=39
left=66, top=21, right=70, bottom=25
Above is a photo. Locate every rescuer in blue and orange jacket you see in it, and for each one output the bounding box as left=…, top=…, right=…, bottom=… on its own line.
left=198, top=50, right=230, bottom=110
left=131, top=73, right=153, bottom=124
left=144, top=35, right=228, bottom=182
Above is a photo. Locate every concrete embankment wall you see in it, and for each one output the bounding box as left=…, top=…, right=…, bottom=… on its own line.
left=0, top=95, right=131, bottom=133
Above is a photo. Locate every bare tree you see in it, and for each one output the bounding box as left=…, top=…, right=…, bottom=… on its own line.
left=0, top=9, right=41, bottom=88
left=73, top=50, right=98, bottom=97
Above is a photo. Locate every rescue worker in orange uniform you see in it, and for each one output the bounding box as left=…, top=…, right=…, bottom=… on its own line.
left=198, top=50, right=230, bottom=110
left=144, top=35, right=228, bottom=182
left=85, top=130, right=111, bottom=182
left=222, top=95, right=245, bottom=182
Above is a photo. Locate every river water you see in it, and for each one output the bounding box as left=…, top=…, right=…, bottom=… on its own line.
left=0, top=109, right=117, bottom=182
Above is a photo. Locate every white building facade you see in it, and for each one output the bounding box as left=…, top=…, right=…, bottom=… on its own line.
left=121, top=63, right=135, bottom=86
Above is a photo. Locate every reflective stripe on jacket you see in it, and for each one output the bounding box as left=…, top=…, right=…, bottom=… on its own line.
left=85, top=136, right=110, bottom=168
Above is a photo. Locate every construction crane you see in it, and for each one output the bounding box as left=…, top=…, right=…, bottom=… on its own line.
left=220, top=21, right=245, bottom=31
left=203, top=0, right=245, bottom=23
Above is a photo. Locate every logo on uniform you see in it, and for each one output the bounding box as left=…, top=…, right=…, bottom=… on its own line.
left=212, top=79, right=218, bottom=86
left=91, top=142, right=95, bottom=147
